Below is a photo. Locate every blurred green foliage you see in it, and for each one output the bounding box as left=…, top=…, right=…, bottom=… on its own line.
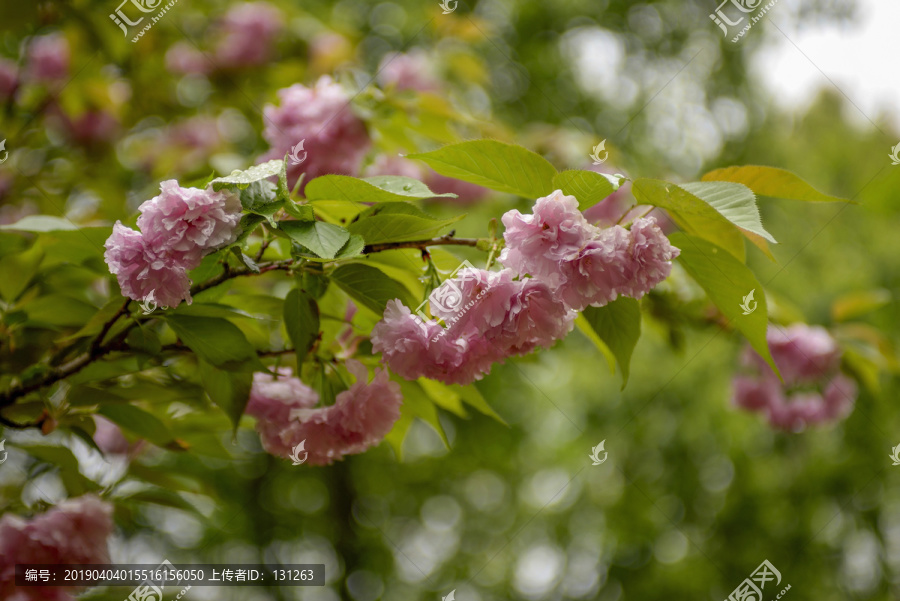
left=1, top=0, right=899, bottom=600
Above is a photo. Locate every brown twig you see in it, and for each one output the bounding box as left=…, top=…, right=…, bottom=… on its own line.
left=363, top=235, right=482, bottom=254
left=0, top=259, right=295, bottom=413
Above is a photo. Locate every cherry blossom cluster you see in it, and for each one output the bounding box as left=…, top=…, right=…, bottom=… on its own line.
left=246, top=362, right=402, bottom=466
left=166, top=2, right=283, bottom=73
left=372, top=190, right=680, bottom=385
left=260, top=76, right=371, bottom=191
left=500, top=190, right=679, bottom=311
left=733, top=324, right=857, bottom=430
left=0, top=495, right=113, bottom=601
left=104, top=180, right=242, bottom=308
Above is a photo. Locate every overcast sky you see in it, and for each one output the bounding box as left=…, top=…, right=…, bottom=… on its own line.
left=753, top=0, right=899, bottom=135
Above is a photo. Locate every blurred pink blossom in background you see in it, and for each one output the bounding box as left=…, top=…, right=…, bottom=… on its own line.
left=26, top=33, right=70, bottom=83
left=733, top=324, right=857, bottom=430
left=0, top=495, right=113, bottom=601
left=261, top=76, right=371, bottom=190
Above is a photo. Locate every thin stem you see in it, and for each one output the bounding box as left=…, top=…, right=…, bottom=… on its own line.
left=363, top=235, right=482, bottom=254
left=90, top=298, right=130, bottom=354
left=0, top=259, right=294, bottom=412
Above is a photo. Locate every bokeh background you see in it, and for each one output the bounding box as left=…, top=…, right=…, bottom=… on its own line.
left=1, top=0, right=899, bottom=599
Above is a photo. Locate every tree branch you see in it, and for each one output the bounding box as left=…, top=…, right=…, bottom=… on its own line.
left=363, top=234, right=483, bottom=254
left=190, top=259, right=294, bottom=296
left=0, top=259, right=295, bottom=413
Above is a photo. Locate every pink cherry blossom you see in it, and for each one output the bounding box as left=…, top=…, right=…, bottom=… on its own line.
left=501, top=193, right=680, bottom=311
left=165, top=41, right=212, bottom=75
left=765, top=324, right=841, bottom=385
left=377, top=50, right=440, bottom=92
left=430, top=268, right=575, bottom=354
left=618, top=216, right=680, bottom=299
left=137, top=180, right=242, bottom=266
left=500, top=190, right=594, bottom=288
left=0, top=495, right=113, bottom=601
left=261, top=76, right=371, bottom=190
left=247, top=362, right=403, bottom=465
left=65, top=109, right=119, bottom=148
left=26, top=34, right=70, bottom=83
left=214, top=2, right=283, bottom=69
left=104, top=222, right=194, bottom=308
left=373, top=269, right=575, bottom=385
left=556, top=225, right=633, bottom=311
left=93, top=416, right=131, bottom=455
left=0, top=59, right=18, bottom=100
left=371, top=299, right=489, bottom=385
left=732, top=324, right=857, bottom=430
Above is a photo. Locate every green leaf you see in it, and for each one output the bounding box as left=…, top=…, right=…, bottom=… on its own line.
left=238, top=179, right=277, bottom=210
left=678, top=181, right=776, bottom=243
left=210, top=159, right=284, bottom=190
left=452, top=383, right=506, bottom=424
left=279, top=221, right=350, bottom=259
left=198, top=359, right=253, bottom=432
left=283, top=201, right=315, bottom=221
left=233, top=214, right=266, bottom=246
left=165, top=314, right=262, bottom=370
left=632, top=178, right=747, bottom=261
left=334, top=234, right=365, bottom=260
left=0, top=241, right=43, bottom=301
left=24, top=294, right=98, bottom=328
left=0, top=215, right=78, bottom=232
left=126, top=326, right=162, bottom=356
left=701, top=165, right=852, bottom=203
left=238, top=180, right=282, bottom=226
left=98, top=404, right=175, bottom=446
left=305, top=174, right=457, bottom=203
left=18, top=444, right=99, bottom=495
left=387, top=379, right=449, bottom=457
left=831, top=289, right=892, bottom=322
left=418, top=378, right=468, bottom=418
left=277, top=153, right=291, bottom=202
left=581, top=297, right=642, bottom=388
left=347, top=202, right=463, bottom=244
left=284, top=289, right=320, bottom=370
left=575, top=314, right=617, bottom=374
left=670, top=233, right=779, bottom=377
left=60, top=298, right=125, bottom=342
left=330, top=263, right=415, bottom=315
left=552, top=170, right=625, bottom=211
left=407, top=139, right=558, bottom=199
left=230, top=247, right=260, bottom=273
